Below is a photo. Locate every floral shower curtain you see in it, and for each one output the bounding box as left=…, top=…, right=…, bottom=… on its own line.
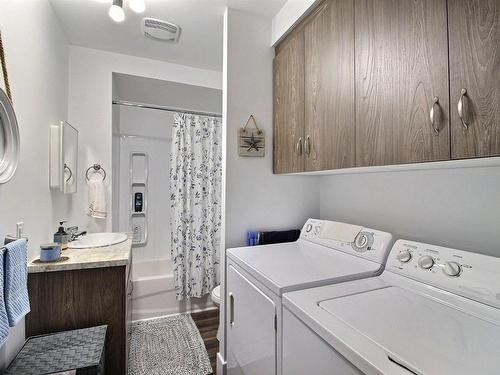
left=170, top=113, right=222, bottom=299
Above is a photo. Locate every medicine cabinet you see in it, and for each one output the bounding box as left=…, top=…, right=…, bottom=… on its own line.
left=50, top=121, right=78, bottom=194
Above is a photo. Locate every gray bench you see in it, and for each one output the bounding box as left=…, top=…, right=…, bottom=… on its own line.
left=6, top=325, right=107, bottom=375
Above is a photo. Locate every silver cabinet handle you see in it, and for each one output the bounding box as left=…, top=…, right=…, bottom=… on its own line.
left=229, top=292, right=235, bottom=326
left=458, top=88, right=469, bottom=130
left=295, top=137, right=303, bottom=156
left=305, top=135, right=311, bottom=156
left=429, top=96, right=440, bottom=135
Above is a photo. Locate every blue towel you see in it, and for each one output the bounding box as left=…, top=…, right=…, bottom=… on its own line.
left=0, top=247, right=9, bottom=346
left=4, top=239, right=30, bottom=327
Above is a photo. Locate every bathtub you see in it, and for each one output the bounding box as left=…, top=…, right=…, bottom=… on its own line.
left=131, top=258, right=215, bottom=321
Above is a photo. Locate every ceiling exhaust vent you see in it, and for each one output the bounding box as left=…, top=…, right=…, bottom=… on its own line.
left=142, top=18, right=181, bottom=43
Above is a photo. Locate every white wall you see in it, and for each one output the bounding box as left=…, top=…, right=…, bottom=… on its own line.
left=223, top=9, right=319, bottom=250
left=113, top=73, right=222, bottom=115
left=119, top=131, right=171, bottom=264
left=271, top=0, right=319, bottom=45
left=319, top=164, right=500, bottom=257
left=117, top=106, right=172, bottom=264
left=111, top=95, right=121, bottom=230
left=220, top=8, right=320, bottom=365
left=118, top=105, right=174, bottom=139
left=0, top=0, right=69, bottom=368
left=67, top=46, right=222, bottom=234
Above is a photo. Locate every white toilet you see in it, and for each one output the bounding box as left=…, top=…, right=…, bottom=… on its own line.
left=211, top=285, right=221, bottom=340
left=211, top=285, right=221, bottom=306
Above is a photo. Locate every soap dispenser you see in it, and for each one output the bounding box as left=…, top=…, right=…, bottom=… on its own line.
left=54, top=221, right=69, bottom=250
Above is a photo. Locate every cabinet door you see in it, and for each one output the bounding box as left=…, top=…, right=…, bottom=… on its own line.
left=273, top=31, right=305, bottom=173
left=304, top=0, right=355, bottom=171
left=226, top=265, right=276, bottom=375
left=448, top=0, right=500, bottom=158
left=355, top=0, right=450, bottom=166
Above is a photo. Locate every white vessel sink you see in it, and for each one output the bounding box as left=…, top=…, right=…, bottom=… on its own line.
left=69, top=232, right=128, bottom=249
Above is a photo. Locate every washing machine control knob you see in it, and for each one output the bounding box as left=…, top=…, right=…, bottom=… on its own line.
left=305, top=224, right=313, bottom=233
left=355, top=234, right=368, bottom=248
left=396, top=250, right=412, bottom=263
left=418, top=255, right=435, bottom=270
left=443, top=261, right=462, bottom=277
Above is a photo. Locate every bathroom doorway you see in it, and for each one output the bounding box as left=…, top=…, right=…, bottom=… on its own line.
left=111, top=73, right=222, bottom=320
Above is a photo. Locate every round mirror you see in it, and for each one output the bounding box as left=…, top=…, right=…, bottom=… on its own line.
left=0, top=88, right=19, bottom=183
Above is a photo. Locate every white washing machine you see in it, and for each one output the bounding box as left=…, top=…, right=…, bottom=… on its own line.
left=225, top=219, right=393, bottom=375
left=282, top=239, right=500, bottom=375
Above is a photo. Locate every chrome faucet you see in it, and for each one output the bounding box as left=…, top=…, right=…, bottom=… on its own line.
left=67, top=226, right=87, bottom=242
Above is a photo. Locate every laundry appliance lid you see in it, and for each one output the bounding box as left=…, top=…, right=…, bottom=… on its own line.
left=319, top=285, right=500, bottom=375
left=227, top=240, right=382, bottom=296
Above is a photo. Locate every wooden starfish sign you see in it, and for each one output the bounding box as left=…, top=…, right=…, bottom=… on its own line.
left=239, top=115, right=265, bottom=157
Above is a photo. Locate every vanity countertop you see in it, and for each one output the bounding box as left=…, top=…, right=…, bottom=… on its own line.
left=28, top=237, right=132, bottom=273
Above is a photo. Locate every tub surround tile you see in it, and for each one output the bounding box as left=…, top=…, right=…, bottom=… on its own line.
left=28, top=237, right=132, bottom=273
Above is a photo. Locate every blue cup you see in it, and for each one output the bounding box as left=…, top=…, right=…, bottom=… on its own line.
left=40, top=243, right=61, bottom=262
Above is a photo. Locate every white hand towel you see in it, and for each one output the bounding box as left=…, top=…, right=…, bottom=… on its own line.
left=88, top=177, right=107, bottom=219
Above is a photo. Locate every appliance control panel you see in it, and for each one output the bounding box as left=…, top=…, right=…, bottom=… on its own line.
left=387, top=239, right=500, bottom=308
left=300, top=219, right=393, bottom=265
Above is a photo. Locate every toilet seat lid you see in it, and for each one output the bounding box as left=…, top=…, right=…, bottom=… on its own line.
left=212, top=285, right=221, bottom=302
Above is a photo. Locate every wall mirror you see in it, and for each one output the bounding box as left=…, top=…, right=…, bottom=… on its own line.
left=0, top=88, right=20, bottom=184
left=50, top=121, right=78, bottom=194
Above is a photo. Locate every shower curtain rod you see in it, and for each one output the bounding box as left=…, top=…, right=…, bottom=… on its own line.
left=112, top=100, right=222, bottom=118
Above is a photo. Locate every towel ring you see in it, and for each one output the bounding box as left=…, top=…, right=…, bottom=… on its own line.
left=86, top=164, right=106, bottom=182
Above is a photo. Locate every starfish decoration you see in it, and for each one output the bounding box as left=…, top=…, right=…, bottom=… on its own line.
left=244, top=133, right=263, bottom=151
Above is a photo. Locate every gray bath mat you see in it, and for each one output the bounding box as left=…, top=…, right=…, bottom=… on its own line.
left=128, top=313, right=212, bottom=375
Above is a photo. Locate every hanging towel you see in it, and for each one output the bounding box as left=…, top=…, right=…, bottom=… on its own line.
left=4, top=239, right=30, bottom=327
left=88, top=177, right=107, bottom=219
left=0, top=247, right=9, bottom=346
left=258, top=230, right=301, bottom=245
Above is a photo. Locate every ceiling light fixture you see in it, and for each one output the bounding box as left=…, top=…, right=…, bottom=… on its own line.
left=129, top=0, right=146, bottom=13
left=109, top=0, right=125, bottom=23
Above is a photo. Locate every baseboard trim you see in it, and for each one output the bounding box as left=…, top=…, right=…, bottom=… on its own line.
left=216, top=352, right=227, bottom=375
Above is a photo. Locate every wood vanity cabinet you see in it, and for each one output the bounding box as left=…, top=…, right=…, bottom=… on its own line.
left=26, top=264, right=133, bottom=375
left=273, top=0, right=500, bottom=173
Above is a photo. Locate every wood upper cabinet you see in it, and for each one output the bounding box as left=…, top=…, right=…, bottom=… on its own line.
left=448, top=0, right=500, bottom=159
left=304, top=0, right=355, bottom=170
left=355, top=0, right=450, bottom=166
left=273, top=31, right=305, bottom=173
left=273, top=0, right=499, bottom=173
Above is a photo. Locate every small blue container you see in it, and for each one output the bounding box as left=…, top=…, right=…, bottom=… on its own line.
left=247, top=231, right=258, bottom=246
left=40, top=243, right=61, bottom=262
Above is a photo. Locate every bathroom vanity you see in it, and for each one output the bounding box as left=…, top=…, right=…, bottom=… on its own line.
left=26, top=238, right=132, bottom=375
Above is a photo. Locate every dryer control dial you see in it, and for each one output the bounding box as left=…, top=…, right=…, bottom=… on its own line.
left=351, top=232, right=374, bottom=253
left=418, top=255, right=435, bottom=270
left=355, top=233, right=368, bottom=248
left=443, top=261, right=462, bottom=277
left=396, top=250, right=412, bottom=263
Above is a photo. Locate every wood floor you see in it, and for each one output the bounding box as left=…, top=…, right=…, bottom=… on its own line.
left=191, top=308, right=220, bottom=374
